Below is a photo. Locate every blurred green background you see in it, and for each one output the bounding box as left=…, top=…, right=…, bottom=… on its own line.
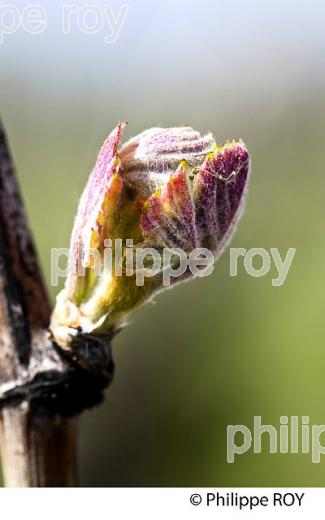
left=1, top=0, right=325, bottom=486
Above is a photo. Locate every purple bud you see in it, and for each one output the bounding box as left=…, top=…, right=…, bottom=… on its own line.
left=50, top=124, right=250, bottom=349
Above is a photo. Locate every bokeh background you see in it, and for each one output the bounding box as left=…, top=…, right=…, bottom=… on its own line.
left=1, top=0, right=325, bottom=486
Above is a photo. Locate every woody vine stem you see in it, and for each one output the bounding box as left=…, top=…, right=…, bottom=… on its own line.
left=0, top=115, right=114, bottom=486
